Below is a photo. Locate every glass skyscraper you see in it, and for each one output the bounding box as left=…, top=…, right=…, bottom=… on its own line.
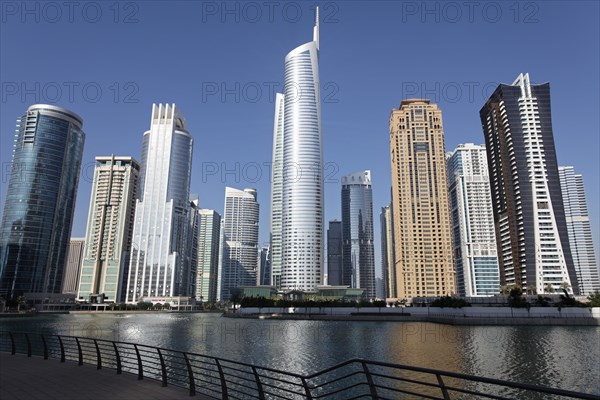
left=480, top=74, right=578, bottom=294
left=125, top=104, right=195, bottom=303
left=380, top=203, right=395, bottom=299
left=326, top=220, right=342, bottom=286
left=559, top=166, right=600, bottom=295
left=0, top=104, right=85, bottom=298
left=269, top=93, right=285, bottom=289
left=341, top=171, right=376, bottom=299
left=217, top=187, right=259, bottom=301
left=279, top=7, right=324, bottom=291
left=196, top=209, right=221, bottom=303
left=447, top=144, right=500, bottom=297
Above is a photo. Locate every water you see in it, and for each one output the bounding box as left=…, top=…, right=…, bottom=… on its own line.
left=1, top=313, right=599, bottom=395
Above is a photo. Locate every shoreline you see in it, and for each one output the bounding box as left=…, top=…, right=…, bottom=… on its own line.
left=0, top=310, right=222, bottom=317
left=223, top=312, right=600, bottom=326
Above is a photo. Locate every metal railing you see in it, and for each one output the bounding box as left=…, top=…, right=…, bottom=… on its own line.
left=1, top=331, right=597, bottom=400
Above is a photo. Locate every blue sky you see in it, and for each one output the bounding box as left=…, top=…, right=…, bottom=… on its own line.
left=1, top=1, right=599, bottom=276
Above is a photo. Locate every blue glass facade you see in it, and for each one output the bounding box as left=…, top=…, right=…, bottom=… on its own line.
left=0, top=104, right=85, bottom=297
left=341, top=171, right=376, bottom=299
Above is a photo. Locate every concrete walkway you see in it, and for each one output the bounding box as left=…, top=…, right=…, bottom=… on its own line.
left=0, top=352, right=204, bottom=399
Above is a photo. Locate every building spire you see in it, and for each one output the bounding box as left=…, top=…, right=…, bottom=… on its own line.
left=313, top=5, right=319, bottom=50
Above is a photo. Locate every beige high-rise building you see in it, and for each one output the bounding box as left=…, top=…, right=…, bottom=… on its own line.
left=77, top=156, right=140, bottom=303
left=389, top=99, right=455, bottom=299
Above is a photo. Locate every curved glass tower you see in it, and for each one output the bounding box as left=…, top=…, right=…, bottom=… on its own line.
left=342, top=171, right=376, bottom=299
left=280, top=8, right=323, bottom=291
left=126, top=104, right=194, bottom=302
left=0, top=104, right=85, bottom=298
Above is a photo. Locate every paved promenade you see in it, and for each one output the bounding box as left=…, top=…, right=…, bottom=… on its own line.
left=0, top=352, right=201, bottom=399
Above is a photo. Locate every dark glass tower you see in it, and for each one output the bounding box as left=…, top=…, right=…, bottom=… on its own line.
left=480, top=73, right=578, bottom=294
left=327, top=220, right=342, bottom=286
left=0, top=104, right=85, bottom=298
left=341, top=171, right=376, bottom=299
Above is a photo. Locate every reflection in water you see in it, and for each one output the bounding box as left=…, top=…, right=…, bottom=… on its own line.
left=1, top=314, right=598, bottom=395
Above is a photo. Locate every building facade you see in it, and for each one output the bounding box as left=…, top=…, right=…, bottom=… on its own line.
left=380, top=204, right=395, bottom=299
left=327, top=220, right=343, bottom=286
left=76, top=156, right=139, bottom=303
left=341, top=171, right=376, bottom=299
left=125, top=104, right=195, bottom=303
left=389, top=99, right=455, bottom=298
left=480, top=74, right=578, bottom=294
left=196, top=209, right=221, bottom=302
left=559, top=166, right=600, bottom=295
left=0, top=104, right=85, bottom=298
left=447, top=144, right=500, bottom=297
left=270, top=93, right=285, bottom=289
left=217, top=187, right=259, bottom=301
left=259, top=246, right=271, bottom=286
left=62, top=238, right=85, bottom=295
left=279, top=8, right=324, bottom=291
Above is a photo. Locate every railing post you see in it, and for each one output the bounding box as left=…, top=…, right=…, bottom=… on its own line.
left=24, top=333, right=31, bottom=357
left=183, top=352, right=196, bottom=396
left=251, top=366, right=265, bottom=400
left=93, top=339, right=102, bottom=370
left=436, top=374, right=451, bottom=400
left=215, top=358, right=228, bottom=399
left=134, top=344, right=143, bottom=380
left=112, top=342, right=122, bottom=374
left=361, top=361, right=378, bottom=399
left=301, top=377, right=313, bottom=400
left=40, top=334, right=48, bottom=359
left=58, top=336, right=65, bottom=363
left=8, top=332, right=15, bottom=355
left=157, top=348, right=168, bottom=387
left=75, top=337, right=83, bottom=365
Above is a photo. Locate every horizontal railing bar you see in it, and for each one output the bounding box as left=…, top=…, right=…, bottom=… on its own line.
left=442, top=384, right=512, bottom=400
left=221, top=364, right=255, bottom=376
left=309, top=370, right=364, bottom=389
left=255, top=373, right=305, bottom=388
left=258, top=380, right=308, bottom=396
left=312, top=382, right=367, bottom=398
left=370, top=372, right=442, bottom=390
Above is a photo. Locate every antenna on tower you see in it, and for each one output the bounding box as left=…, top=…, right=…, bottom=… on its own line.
left=313, top=5, right=319, bottom=50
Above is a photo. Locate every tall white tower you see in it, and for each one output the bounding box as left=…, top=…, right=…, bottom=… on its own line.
left=279, top=7, right=323, bottom=291
left=125, top=104, right=194, bottom=303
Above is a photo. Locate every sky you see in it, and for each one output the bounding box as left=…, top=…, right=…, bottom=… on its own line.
left=1, top=1, right=599, bottom=278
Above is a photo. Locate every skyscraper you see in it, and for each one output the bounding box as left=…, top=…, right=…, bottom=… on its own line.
left=62, top=238, right=85, bottom=295
left=77, top=156, right=140, bottom=303
left=126, top=104, right=195, bottom=303
left=327, top=220, right=342, bottom=286
left=380, top=204, right=395, bottom=299
left=269, top=93, right=285, bottom=289
left=258, top=246, right=271, bottom=286
left=0, top=104, right=85, bottom=298
left=559, top=166, right=600, bottom=295
left=447, top=144, right=500, bottom=297
left=196, top=209, right=221, bottom=303
left=217, top=187, right=259, bottom=301
left=341, top=171, right=376, bottom=298
left=389, top=99, right=455, bottom=298
left=279, top=8, right=323, bottom=292
left=480, top=74, right=578, bottom=294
